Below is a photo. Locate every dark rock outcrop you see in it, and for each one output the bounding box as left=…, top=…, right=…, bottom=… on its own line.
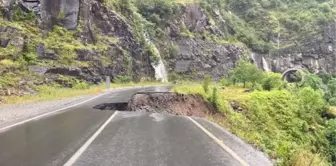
left=45, top=66, right=103, bottom=84
left=168, top=37, right=244, bottom=80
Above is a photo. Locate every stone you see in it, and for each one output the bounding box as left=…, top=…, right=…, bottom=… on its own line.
left=41, top=49, right=58, bottom=60
left=36, top=43, right=45, bottom=57
left=76, top=49, right=94, bottom=61
left=170, top=38, right=244, bottom=80
left=175, top=60, right=191, bottom=72
left=60, top=0, right=80, bottom=29
left=0, top=39, right=10, bottom=47
left=182, top=4, right=209, bottom=33
left=28, top=66, right=49, bottom=75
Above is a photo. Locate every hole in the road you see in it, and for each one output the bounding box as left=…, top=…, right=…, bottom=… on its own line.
left=93, top=92, right=217, bottom=118
left=93, top=102, right=128, bottom=111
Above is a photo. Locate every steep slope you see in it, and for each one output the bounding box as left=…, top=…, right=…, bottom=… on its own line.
left=0, top=0, right=335, bottom=96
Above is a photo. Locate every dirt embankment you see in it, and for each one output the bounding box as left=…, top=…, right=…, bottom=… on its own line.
left=94, top=92, right=216, bottom=117
left=127, top=92, right=216, bottom=117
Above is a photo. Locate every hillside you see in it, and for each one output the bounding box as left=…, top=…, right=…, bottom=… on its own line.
left=0, top=0, right=335, bottom=94
left=0, top=1, right=336, bottom=165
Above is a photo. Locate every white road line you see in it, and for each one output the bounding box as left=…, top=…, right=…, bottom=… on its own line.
left=64, top=111, right=119, bottom=166
left=187, top=117, right=250, bottom=166
left=0, top=93, right=107, bottom=132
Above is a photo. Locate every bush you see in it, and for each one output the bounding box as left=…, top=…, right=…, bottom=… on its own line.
left=262, top=72, right=284, bottom=91
left=326, top=119, right=336, bottom=163
left=297, top=87, right=326, bottom=124
left=12, top=6, right=36, bottom=21
left=211, top=87, right=218, bottom=106
left=220, top=77, right=230, bottom=86
left=302, top=73, right=325, bottom=91
left=73, top=81, right=90, bottom=90
left=202, top=76, right=212, bottom=93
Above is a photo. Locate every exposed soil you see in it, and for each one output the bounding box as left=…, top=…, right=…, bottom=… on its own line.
left=92, top=92, right=217, bottom=117
left=127, top=92, right=216, bottom=117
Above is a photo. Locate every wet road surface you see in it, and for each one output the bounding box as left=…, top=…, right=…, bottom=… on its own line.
left=0, top=86, right=171, bottom=166
left=0, top=86, right=272, bottom=166
left=73, top=112, right=242, bottom=166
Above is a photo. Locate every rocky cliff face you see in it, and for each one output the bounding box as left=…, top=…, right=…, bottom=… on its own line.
left=1, top=0, right=155, bottom=89
left=169, top=37, right=244, bottom=80
left=0, top=0, right=335, bottom=94
left=0, top=0, right=247, bottom=90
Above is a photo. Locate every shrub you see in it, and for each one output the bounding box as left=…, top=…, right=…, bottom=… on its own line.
left=211, top=87, right=218, bottom=106
left=302, top=73, right=325, bottom=91
left=12, top=6, right=36, bottom=21
left=114, top=75, right=132, bottom=83
left=220, top=77, right=230, bottom=86
left=22, top=52, right=37, bottom=64
left=262, top=72, right=284, bottom=91
left=168, top=44, right=179, bottom=59
left=298, top=87, right=326, bottom=116
left=202, top=76, right=212, bottom=93
left=73, top=81, right=89, bottom=90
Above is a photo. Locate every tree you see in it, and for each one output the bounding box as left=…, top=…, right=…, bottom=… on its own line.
left=230, top=60, right=264, bottom=87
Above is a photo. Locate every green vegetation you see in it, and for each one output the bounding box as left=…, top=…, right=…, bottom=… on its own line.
left=12, top=6, right=36, bottom=21
left=113, top=75, right=132, bottom=83
left=262, top=72, right=283, bottom=91
left=229, top=60, right=264, bottom=87
left=202, top=76, right=212, bottom=93
left=174, top=61, right=336, bottom=166
left=127, top=0, right=336, bottom=53
left=0, top=5, right=335, bottom=166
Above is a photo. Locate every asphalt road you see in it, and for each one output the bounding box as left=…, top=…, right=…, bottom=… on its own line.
left=0, top=86, right=272, bottom=166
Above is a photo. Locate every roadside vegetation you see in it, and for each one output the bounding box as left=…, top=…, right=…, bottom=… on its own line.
left=173, top=60, right=336, bottom=166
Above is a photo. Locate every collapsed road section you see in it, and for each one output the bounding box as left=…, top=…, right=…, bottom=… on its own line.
left=93, top=92, right=216, bottom=117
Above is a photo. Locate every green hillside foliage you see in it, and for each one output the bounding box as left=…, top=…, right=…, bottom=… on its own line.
left=112, top=0, right=336, bottom=53
left=174, top=61, right=336, bottom=166
left=201, top=0, right=336, bottom=53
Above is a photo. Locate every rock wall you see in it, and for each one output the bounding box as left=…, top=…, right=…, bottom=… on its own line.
left=253, top=21, right=336, bottom=75
left=1, top=0, right=154, bottom=86
left=169, top=37, right=244, bottom=80
left=1, top=1, right=335, bottom=90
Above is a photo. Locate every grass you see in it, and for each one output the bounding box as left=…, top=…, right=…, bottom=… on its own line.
left=290, top=151, right=330, bottom=166
left=1, top=82, right=170, bottom=106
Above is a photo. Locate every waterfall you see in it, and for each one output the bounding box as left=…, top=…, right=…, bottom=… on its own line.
left=144, top=33, right=168, bottom=82
left=250, top=52, right=258, bottom=67
left=262, top=57, right=271, bottom=72
left=153, top=59, right=168, bottom=82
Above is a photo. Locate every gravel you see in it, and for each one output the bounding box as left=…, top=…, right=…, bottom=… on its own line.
left=0, top=94, right=98, bottom=129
